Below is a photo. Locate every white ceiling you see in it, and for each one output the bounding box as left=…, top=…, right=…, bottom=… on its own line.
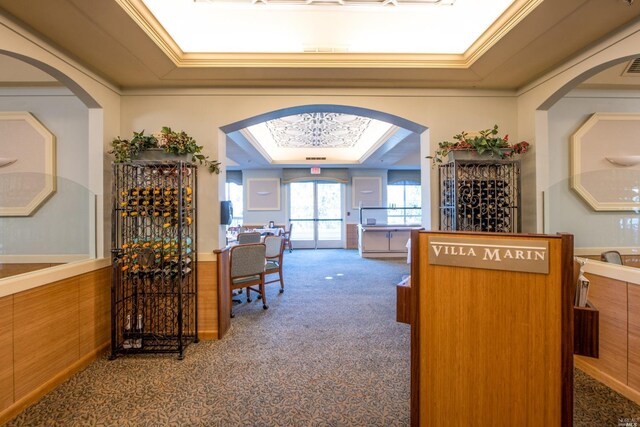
left=2, top=0, right=639, bottom=89
left=141, top=0, right=516, bottom=54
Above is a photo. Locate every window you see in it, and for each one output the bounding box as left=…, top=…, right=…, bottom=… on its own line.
left=387, top=181, right=421, bottom=225
left=225, top=182, right=243, bottom=226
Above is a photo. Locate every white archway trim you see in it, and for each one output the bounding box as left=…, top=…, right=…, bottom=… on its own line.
left=518, top=22, right=640, bottom=111
left=0, top=14, right=122, bottom=277
left=516, top=19, right=640, bottom=232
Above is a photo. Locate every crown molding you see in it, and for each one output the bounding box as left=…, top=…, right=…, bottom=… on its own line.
left=116, top=0, right=541, bottom=69
left=465, top=0, right=544, bottom=66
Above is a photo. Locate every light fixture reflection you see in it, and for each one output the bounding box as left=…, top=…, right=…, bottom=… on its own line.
left=605, top=155, right=640, bottom=167
left=0, top=157, right=17, bottom=167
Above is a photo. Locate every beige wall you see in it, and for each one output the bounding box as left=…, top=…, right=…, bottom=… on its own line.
left=121, top=89, right=519, bottom=249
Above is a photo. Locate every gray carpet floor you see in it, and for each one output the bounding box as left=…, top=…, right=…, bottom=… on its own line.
left=6, top=249, right=640, bottom=426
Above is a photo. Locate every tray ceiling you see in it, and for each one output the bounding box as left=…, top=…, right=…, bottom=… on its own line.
left=0, top=0, right=639, bottom=89
left=140, top=0, right=516, bottom=55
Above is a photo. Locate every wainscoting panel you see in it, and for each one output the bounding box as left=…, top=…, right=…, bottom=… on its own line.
left=346, top=223, right=358, bottom=249
left=78, top=268, right=111, bottom=356
left=13, top=280, right=80, bottom=401
left=627, top=285, right=640, bottom=390
left=0, top=267, right=111, bottom=425
left=0, top=295, right=13, bottom=413
left=197, top=261, right=219, bottom=340
left=584, top=274, right=628, bottom=381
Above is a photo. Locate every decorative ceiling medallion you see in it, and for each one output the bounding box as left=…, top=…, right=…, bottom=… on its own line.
left=265, top=113, right=372, bottom=148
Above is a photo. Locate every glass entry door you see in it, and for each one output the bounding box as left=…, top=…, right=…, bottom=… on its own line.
left=289, top=181, right=343, bottom=249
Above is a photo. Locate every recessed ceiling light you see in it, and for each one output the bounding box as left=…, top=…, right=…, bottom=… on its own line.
left=140, top=0, right=519, bottom=54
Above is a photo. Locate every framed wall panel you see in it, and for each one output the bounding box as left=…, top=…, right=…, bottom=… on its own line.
left=0, top=112, right=56, bottom=216
left=247, top=178, right=281, bottom=211
left=571, top=112, right=640, bottom=211
left=352, top=176, right=382, bottom=208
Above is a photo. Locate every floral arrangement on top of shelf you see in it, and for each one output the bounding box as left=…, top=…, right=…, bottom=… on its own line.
left=109, top=127, right=221, bottom=174
left=427, top=124, right=531, bottom=166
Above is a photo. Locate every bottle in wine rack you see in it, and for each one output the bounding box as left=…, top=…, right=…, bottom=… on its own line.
left=134, top=314, right=143, bottom=349
left=123, top=314, right=132, bottom=349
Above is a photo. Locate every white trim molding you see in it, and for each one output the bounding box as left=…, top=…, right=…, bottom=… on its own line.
left=575, top=256, right=640, bottom=286
left=0, top=258, right=110, bottom=298
left=0, top=254, right=90, bottom=263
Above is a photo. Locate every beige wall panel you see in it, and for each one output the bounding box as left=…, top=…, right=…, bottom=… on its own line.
left=13, top=280, right=79, bottom=400
left=417, top=233, right=562, bottom=426
left=0, top=295, right=14, bottom=412
left=628, top=285, right=640, bottom=389
left=197, top=261, right=218, bottom=338
left=121, top=93, right=519, bottom=248
left=78, top=268, right=111, bottom=356
left=584, top=274, right=628, bottom=382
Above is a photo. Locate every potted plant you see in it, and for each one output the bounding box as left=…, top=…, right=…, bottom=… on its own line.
left=109, top=126, right=221, bottom=174
left=427, top=124, right=530, bottom=166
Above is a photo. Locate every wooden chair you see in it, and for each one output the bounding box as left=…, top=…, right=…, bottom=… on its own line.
left=264, top=235, right=285, bottom=293
left=601, top=250, right=623, bottom=265
left=229, top=243, right=268, bottom=317
left=237, top=231, right=261, bottom=244
left=282, top=223, right=293, bottom=253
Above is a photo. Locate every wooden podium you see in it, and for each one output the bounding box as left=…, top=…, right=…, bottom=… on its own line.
left=410, top=231, right=574, bottom=426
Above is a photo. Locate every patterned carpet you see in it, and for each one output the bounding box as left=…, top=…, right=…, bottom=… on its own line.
left=6, top=249, right=640, bottom=426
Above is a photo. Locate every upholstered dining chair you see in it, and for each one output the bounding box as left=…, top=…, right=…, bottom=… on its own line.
left=237, top=231, right=261, bottom=244
left=601, top=250, right=624, bottom=265
left=282, top=223, right=293, bottom=253
left=229, top=243, right=268, bottom=317
left=264, top=235, right=285, bottom=293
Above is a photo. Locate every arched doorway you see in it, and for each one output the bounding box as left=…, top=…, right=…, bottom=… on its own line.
left=220, top=104, right=429, bottom=250
left=0, top=51, right=106, bottom=279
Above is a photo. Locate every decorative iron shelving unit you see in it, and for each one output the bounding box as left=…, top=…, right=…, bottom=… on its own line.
left=110, top=160, right=198, bottom=360
left=439, top=157, right=521, bottom=233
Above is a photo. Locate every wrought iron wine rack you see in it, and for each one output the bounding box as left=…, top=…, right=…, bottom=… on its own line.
left=110, top=160, right=198, bottom=359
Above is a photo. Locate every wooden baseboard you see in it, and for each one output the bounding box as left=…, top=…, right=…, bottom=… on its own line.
left=575, top=357, right=640, bottom=406
left=0, top=341, right=110, bottom=425
left=198, top=330, right=219, bottom=340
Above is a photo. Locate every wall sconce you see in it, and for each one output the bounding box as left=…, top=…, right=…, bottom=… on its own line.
left=605, top=155, right=640, bottom=167
left=256, top=191, right=271, bottom=196
left=0, top=157, right=17, bottom=167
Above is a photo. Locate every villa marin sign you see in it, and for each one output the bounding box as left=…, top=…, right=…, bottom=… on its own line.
left=428, top=236, right=549, bottom=274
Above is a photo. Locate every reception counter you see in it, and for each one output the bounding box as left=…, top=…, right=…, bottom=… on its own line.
left=357, top=225, right=420, bottom=258
left=574, top=257, right=640, bottom=405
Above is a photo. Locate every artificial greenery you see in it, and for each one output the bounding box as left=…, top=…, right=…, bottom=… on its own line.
left=109, top=127, right=221, bottom=174
left=427, top=124, right=530, bottom=166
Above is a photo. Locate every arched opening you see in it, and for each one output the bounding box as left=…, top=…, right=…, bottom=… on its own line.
left=220, top=104, right=429, bottom=251
left=535, top=55, right=640, bottom=251
left=0, top=51, right=104, bottom=279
